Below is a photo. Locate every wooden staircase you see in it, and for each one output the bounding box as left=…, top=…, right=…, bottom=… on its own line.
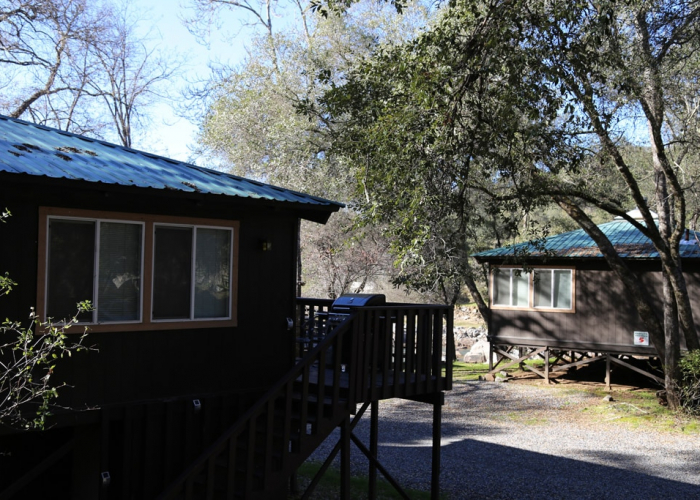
left=158, top=301, right=453, bottom=499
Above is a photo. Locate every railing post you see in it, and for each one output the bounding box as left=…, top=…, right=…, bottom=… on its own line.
left=445, top=308, right=454, bottom=390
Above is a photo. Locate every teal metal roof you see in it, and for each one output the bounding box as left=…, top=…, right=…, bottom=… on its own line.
left=474, top=220, right=700, bottom=260
left=0, top=115, right=343, bottom=211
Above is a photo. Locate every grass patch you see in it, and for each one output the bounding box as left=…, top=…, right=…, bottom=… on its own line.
left=449, top=360, right=700, bottom=434
left=576, top=388, right=700, bottom=433
left=450, top=359, right=555, bottom=382
left=453, top=317, right=485, bottom=329
left=291, top=461, right=436, bottom=499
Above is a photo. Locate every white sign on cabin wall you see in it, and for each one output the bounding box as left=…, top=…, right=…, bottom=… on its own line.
left=634, top=331, right=650, bottom=346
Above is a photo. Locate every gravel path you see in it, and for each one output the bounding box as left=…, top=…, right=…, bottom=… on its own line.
left=307, top=381, right=700, bottom=499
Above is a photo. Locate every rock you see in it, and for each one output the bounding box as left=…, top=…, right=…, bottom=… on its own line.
left=463, top=353, right=485, bottom=363
left=602, top=395, right=614, bottom=402
left=499, top=370, right=509, bottom=378
left=495, top=376, right=508, bottom=383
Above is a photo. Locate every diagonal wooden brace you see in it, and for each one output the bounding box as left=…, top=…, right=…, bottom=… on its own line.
left=609, top=356, right=664, bottom=385
left=489, top=347, right=548, bottom=378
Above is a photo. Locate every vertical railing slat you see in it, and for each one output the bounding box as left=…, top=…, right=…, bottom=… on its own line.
left=392, top=309, right=403, bottom=397
left=405, top=311, right=416, bottom=397
left=381, top=308, right=393, bottom=400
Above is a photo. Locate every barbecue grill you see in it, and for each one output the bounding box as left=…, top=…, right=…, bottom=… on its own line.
left=325, top=293, right=386, bottom=330
left=297, top=294, right=386, bottom=359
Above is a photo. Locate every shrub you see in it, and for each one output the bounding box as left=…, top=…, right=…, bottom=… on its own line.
left=678, top=350, right=700, bottom=415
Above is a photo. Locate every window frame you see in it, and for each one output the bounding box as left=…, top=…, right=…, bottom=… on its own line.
left=151, top=223, right=235, bottom=323
left=490, top=265, right=575, bottom=313
left=45, top=215, right=145, bottom=325
left=37, top=207, right=239, bottom=332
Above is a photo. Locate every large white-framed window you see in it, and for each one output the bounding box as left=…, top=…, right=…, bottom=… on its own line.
left=491, top=266, right=575, bottom=312
left=38, top=207, right=239, bottom=332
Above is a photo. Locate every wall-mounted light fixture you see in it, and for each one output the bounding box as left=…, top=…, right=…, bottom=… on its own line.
left=101, top=471, right=111, bottom=487
left=192, top=399, right=202, bottom=412
left=260, top=239, right=272, bottom=252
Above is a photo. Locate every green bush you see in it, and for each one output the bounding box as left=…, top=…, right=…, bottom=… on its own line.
left=678, top=350, right=700, bottom=415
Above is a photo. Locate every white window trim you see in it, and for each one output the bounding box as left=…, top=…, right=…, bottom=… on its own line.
left=490, top=265, right=576, bottom=313
left=46, top=215, right=145, bottom=325
left=151, top=223, right=234, bottom=323
left=533, top=268, right=573, bottom=310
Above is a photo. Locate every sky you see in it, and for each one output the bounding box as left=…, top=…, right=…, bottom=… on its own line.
left=134, top=0, right=255, bottom=164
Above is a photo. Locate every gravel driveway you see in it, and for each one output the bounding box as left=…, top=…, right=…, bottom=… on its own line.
left=307, top=381, right=700, bottom=499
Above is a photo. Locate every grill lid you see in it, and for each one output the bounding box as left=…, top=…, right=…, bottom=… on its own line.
left=331, top=294, right=386, bottom=310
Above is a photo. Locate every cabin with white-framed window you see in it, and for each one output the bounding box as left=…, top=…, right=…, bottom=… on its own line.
left=473, top=210, right=700, bottom=385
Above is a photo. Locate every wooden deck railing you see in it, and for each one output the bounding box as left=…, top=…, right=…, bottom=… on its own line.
left=158, top=299, right=453, bottom=499
left=349, top=304, right=454, bottom=402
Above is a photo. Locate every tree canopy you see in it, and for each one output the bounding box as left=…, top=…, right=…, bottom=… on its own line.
left=314, top=0, right=700, bottom=406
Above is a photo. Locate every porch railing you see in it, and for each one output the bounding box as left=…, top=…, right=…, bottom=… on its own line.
left=158, top=299, right=452, bottom=498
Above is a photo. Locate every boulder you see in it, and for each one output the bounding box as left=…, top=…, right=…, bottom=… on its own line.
left=463, top=353, right=485, bottom=363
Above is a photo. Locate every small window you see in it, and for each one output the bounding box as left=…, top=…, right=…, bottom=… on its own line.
left=493, top=268, right=529, bottom=307
left=491, top=266, right=574, bottom=312
left=47, top=218, right=143, bottom=323
left=152, top=225, right=232, bottom=321
left=534, top=269, right=572, bottom=309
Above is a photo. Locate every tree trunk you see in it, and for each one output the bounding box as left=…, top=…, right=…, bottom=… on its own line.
left=464, top=270, right=489, bottom=327
left=555, top=196, right=666, bottom=361
left=663, top=271, right=681, bottom=409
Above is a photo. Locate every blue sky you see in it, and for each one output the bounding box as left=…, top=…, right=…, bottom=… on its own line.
left=135, top=0, right=253, bottom=163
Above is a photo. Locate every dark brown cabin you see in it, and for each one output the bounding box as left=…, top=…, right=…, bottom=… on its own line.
left=0, top=115, right=453, bottom=499
left=473, top=211, right=700, bottom=385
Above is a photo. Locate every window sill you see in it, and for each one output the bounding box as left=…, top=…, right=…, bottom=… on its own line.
left=65, top=318, right=237, bottom=333
left=491, top=305, right=576, bottom=314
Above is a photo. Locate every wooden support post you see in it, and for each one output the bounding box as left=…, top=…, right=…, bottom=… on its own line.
left=431, top=394, right=442, bottom=500
left=341, top=416, right=351, bottom=500
left=369, top=400, right=378, bottom=500
left=544, top=348, right=550, bottom=385
left=488, top=342, right=494, bottom=372
left=605, top=354, right=611, bottom=392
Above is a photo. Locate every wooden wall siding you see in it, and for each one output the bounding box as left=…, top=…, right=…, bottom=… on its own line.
left=489, top=266, right=692, bottom=354
left=0, top=179, right=300, bottom=411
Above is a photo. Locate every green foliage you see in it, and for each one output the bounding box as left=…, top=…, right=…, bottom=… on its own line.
left=1, top=209, right=91, bottom=429
left=196, top=0, right=432, bottom=199
left=678, top=350, right=700, bottom=416
left=0, top=301, right=92, bottom=430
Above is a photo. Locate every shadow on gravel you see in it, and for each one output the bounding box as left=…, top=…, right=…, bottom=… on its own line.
left=437, top=438, right=700, bottom=500
left=313, top=430, right=700, bottom=500
left=308, top=382, right=700, bottom=500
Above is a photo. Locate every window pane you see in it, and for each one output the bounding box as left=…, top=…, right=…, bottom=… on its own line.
left=493, top=269, right=510, bottom=305
left=47, top=219, right=94, bottom=322
left=194, top=228, right=231, bottom=318
left=534, top=270, right=552, bottom=308
left=512, top=271, right=529, bottom=307
left=98, top=222, right=142, bottom=322
left=153, top=226, right=192, bottom=320
left=553, top=270, right=572, bottom=309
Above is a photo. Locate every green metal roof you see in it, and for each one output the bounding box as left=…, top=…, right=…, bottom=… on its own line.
left=0, top=114, right=343, bottom=212
left=474, top=220, right=700, bottom=260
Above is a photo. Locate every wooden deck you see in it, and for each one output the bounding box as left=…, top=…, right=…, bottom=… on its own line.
left=157, top=299, right=453, bottom=499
